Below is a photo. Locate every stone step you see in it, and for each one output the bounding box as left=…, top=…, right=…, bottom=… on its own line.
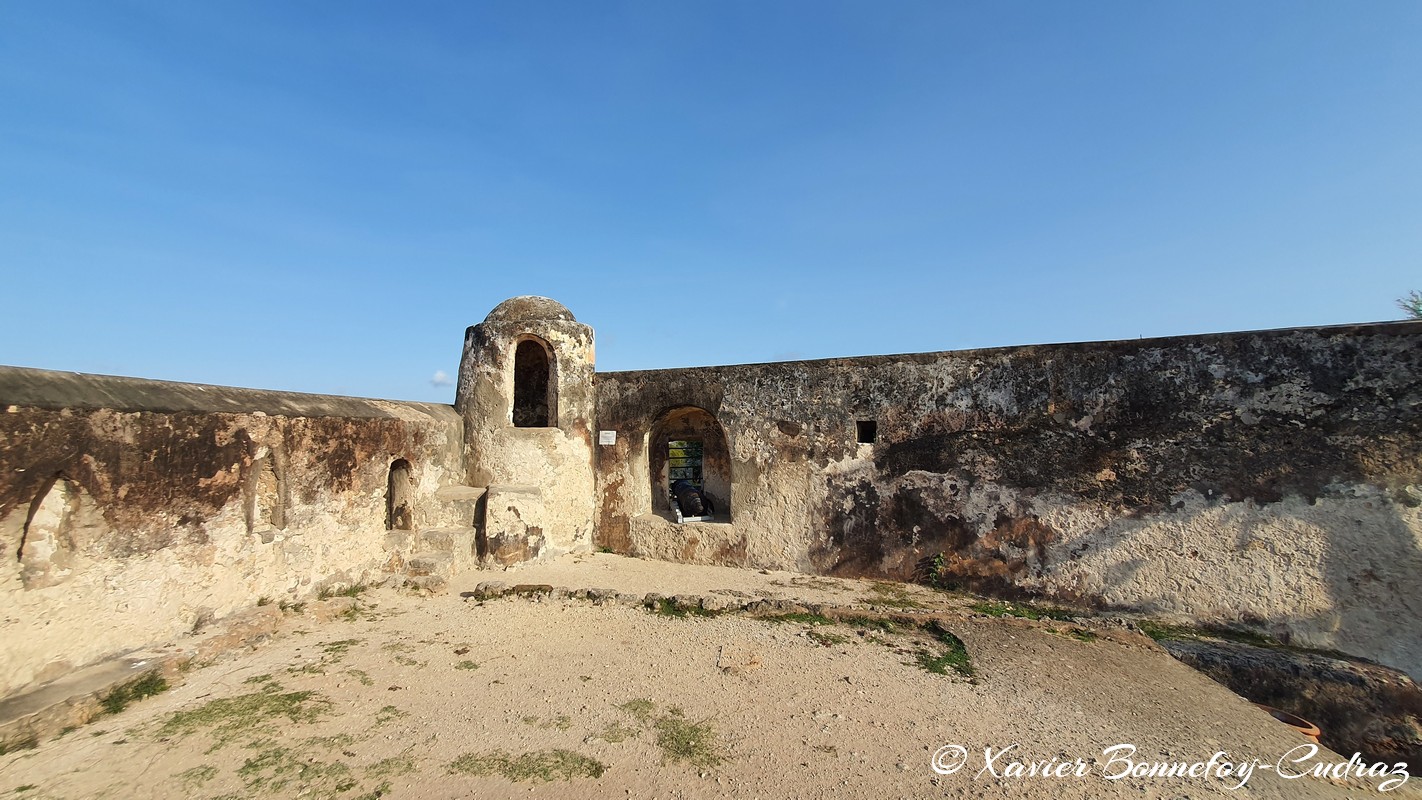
left=405, top=551, right=454, bottom=578
left=415, top=528, right=477, bottom=560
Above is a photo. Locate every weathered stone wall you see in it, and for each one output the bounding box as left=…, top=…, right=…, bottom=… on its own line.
left=0, top=368, right=465, bottom=697
left=594, top=322, right=1422, bottom=677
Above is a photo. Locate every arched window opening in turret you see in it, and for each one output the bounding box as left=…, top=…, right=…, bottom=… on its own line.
left=513, top=338, right=556, bottom=427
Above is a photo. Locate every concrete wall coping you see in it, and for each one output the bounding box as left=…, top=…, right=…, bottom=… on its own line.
left=0, top=365, right=459, bottom=421
left=597, top=319, right=1422, bottom=379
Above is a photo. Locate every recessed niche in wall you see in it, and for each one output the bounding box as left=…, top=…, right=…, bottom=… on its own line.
left=513, top=338, right=556, bottom=427
left=17, top=475, right=95, bottom=589
left=253, top=456, right=286, bottom=531
left=387, top=459, right=414, bottom=531
left=856, top=420, right=878, bottom=444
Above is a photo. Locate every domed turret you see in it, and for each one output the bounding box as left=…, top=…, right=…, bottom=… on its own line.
left=454, top=297, right=596, bottom=565
left=483, top=296, right=577, bottom=324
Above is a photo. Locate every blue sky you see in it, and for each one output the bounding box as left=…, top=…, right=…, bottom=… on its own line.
left=2, top=1, right=1419, bottom=402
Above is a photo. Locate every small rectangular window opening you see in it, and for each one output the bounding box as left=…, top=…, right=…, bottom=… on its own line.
left=856, top=420, right=877, bottom=444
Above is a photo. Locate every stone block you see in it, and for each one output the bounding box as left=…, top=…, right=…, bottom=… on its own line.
left=482, top=485, right=546, bottom=567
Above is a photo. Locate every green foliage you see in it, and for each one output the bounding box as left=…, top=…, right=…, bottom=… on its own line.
left=653, top=714, right=723, bottom=768
left=592, top=722, right=641, bottom=743
left=970, top=599, right=1074, bottom=622
left=867, top=582, right=926, bottom=609
left=367, top=756, right=417, bottom=779
left=447, top=749, right=607, bottom=782
left=913, top=622, right=974, bottom=678
left=927, top=552, right=949, bottom=589
left=317, top=583, right=368, bottom=601
left=758, top=612, right=833, bottom=625
left=156, top=682, right=333, bottom=751
left=99, top=670, right=168, bottom=715
left=836, top=614, right=897, bottom=633
left=374, top=705, right=408, bottom=726
left=0, top=735, right=38, bottom=756
left=238, top=745, right=356, bottom=793
left=807, top=630, right=850, bottom=646
left=618, top=699, right=656, bottom=721
left=1398, top=290, right=1422, bottom=320
left=648, top=598, right=720, bottom=618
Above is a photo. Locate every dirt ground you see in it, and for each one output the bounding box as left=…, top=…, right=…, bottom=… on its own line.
left=1, top=553, right=1414, bottom=799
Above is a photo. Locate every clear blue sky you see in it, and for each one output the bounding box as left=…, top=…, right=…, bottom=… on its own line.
left=3, top=1, right=1419, bottom=402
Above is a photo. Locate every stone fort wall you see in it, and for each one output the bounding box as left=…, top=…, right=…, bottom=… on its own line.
left=0, top=368, right=465, bottom=697
left=2, top=301, right=1420, bottom=697
left=594, top=321, right=1422, bottom=677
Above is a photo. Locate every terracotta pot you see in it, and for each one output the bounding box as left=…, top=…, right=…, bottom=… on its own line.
left=1254, top=703, right=1322, bottom=744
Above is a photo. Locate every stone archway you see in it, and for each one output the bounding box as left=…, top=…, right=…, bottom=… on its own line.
left=648, top=406, right=732, bottom=521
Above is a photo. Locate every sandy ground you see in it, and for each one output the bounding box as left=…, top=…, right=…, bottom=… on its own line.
left=1, top=553, right=1414, bottom=799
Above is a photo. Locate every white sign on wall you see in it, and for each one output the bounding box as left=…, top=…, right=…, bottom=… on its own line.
left=598, top=430, right=617, bottom=446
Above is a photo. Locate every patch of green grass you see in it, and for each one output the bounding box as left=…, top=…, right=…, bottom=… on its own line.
left=653, top=714, right=723, bottom=768
left=238, top=745, right=356, bottom=793
left=618, top=699, right=656, bottom=721
left=345, top=668, right=374, bottom=686
left=321, top=638, right=362, bottom=656
left=367, top=756, right=417, bottom=779
left=913, top=622, right=975, bottom=678
left=970, top=599, right=1075, bottom=622
left=592, top=722, right=640, bottom=743
left=807, top=630, right=850, bottom=647
left=256, top=596, right=272, bottom=607
left=177, top=764, right=217, bottom=788
left=1063, top=628, right=1098, bottom=642
left=521, top=715, right=571, bottom=731
left=0, top=735, right=39, bottom=756
left=837, top=614, right=896, bottom=633
left=99, top=670, right=168, bottom=715
left=759, top=612, right=833, bottom=626
left=867, top=582, right=926, bottom=609
left=304, top=733, right=358, bottom=750
left=317, top=583, right=369, bottom=600
left=648, top=598, right=719, bottom=618
left=277, top=600, right=305, bottom=614
left=155, top=682, right=334, bottom=751
left=14, top=785, right=38, bottom=794
left=353, top=780, right=392, bottom=800
left=447, top=749, right=606, bottom=783
left=454, top=660, right=479, bottom=671
left=374, top=705, right=407, bottom=726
